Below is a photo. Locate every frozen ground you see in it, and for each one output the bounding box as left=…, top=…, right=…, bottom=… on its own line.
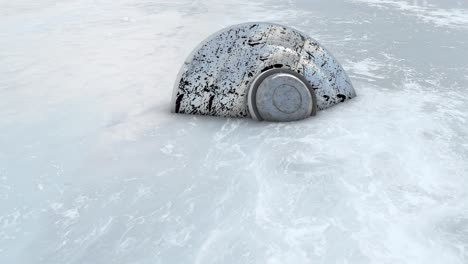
left=1, top=0, right=468, bottom=263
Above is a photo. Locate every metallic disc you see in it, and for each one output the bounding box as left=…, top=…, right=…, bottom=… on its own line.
left=248, top=69, right=317, bottom=122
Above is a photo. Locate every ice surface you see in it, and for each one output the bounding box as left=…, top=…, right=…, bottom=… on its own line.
left=1, top=0, right=468, bottom=263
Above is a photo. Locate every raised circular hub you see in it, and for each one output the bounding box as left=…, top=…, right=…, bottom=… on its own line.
left=273, top=84, right=302, bottom=114
left=248, top=69, right=317, bottom=122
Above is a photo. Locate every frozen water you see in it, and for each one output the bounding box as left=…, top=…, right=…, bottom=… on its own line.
left=1, top=0, right=468, bottom=263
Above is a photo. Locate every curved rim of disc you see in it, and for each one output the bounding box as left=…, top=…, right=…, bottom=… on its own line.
left=247, top=68, right=318, bottom=121
left=171, top=21, right=349, bottom=113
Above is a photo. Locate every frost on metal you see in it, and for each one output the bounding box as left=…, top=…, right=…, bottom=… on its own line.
left=172, top=22, right=356, bottom=118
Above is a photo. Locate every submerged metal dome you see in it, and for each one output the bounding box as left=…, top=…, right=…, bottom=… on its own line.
left=172, top=22, right=356, bottom=122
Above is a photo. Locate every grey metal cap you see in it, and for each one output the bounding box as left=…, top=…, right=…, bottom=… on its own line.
left=248, top=69, right=317, bottom=122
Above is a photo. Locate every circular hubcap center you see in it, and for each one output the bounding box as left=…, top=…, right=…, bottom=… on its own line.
left=272, top=84, right=302, bottom=113
left=247, top=69, right=317, bottom=122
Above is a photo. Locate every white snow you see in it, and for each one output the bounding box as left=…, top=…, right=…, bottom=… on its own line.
left=350, top=0, right=468, bottom=29
left=1, top=0, right=468, bottom=263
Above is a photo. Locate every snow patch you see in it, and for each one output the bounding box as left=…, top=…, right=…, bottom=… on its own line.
left=350, top=0, right=468, bottom=29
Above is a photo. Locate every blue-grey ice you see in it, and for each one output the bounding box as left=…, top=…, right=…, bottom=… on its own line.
left=1, top=0, right=467, bottom=263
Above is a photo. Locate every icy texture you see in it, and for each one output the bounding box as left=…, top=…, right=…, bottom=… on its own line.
left=1, top=0, right=467, bottom=263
